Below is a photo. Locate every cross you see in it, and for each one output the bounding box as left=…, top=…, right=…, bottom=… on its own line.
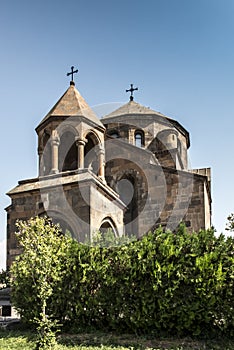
left=126, top=83, right=138, bottom=101
left=67, top=66, right=78, bottom=84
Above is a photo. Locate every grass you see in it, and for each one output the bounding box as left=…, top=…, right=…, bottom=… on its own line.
left=0, top=329, right=234, bottom=350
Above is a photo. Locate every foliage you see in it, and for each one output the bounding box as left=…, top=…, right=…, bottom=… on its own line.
left=10, top=218, right=234, bottom=340
left=226, top=213, right=234, bottom=232
left=62, top=225, right=234, bottom=337
left=0, top=269, right=10, bottom=289
left=1, top=329, right=234, bottom=350
left=10, top=217, right=72, bottom=349
left=91, top=228, right=136, bottom=247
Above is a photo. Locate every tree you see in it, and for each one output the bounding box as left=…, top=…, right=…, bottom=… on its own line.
left=10, top=216, right=71, bottom=350
left=91, top=228, right=136, bottom=247
left=0, top=269, right=10, bottom=289
left=226, top=213, right=234, bottom=232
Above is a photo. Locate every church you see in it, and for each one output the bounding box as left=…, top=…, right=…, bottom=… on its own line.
left=6, top=68, right=211, bottom=268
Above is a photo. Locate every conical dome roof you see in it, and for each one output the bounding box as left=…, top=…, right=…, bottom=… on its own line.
left=36, top=83, right=104, bottom=131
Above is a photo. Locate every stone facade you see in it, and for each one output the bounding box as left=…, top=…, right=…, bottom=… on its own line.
left=6, top=80, right=211, bottom=268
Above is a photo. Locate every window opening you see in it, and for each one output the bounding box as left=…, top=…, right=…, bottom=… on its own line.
left=135, top=131, right=144, bottom=147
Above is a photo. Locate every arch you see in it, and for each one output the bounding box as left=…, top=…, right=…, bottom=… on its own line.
left=84, top=131, right=100, bottom=173
left=58, top=131, right=77, bottom=172
left=99, top=217, right=118, bottom=237
left=57, top=123, right=79, bottom=139
left=134, top=130, right=144, bottom=147
left=83, top=129, right=101, bottom=144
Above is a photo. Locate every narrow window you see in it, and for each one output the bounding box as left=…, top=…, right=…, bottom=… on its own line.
left=135, top=131, right=144, bottom=147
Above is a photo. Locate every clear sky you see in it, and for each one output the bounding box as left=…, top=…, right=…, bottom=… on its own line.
left=1, top=0, right=234, bottom=269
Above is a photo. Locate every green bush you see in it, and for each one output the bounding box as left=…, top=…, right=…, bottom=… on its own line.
left=11, top=219, right=234, bottom=338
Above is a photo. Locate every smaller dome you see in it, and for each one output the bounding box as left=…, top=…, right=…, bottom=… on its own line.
left=102, top=100, right=165, bottom=120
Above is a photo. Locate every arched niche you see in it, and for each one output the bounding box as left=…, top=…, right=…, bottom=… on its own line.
left=58, top=131, right=77, bottom=172
left=84, top=132, right=100, bottom=174
left=99, top=217, right=118, bottom=237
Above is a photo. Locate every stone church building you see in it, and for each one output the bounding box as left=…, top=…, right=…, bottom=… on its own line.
left=6, top=74, right=211, bottom=268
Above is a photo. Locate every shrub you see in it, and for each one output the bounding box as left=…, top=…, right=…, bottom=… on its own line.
left=11, top=219, right=234, bottom=338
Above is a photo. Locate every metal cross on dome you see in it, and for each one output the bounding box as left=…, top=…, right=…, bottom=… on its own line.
left=67, top=66, right=78, bottom=84
left=126, top=83, right=138, bottom=101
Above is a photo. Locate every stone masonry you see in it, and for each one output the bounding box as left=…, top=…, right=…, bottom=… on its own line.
left=6, top=79, right=211, bottom=268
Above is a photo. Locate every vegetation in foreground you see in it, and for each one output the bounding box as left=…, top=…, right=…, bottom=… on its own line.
left=3, top=215, right=234, bottom=348
left=1, top=329, right=234, bottom=350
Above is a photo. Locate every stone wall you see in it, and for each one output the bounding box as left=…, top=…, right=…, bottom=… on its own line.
left=6, top=190, right=42, bottom=268
left=105, top=140, right=211, bottom=236
left=6, top=171, right=125, bottom=268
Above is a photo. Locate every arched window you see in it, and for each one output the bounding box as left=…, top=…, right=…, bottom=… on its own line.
left=135, top=130, right=144, bottom=147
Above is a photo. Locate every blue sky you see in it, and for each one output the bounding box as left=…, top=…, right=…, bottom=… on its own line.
left=1, top=0, right=234, bottom=269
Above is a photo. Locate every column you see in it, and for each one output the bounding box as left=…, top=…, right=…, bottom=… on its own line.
left=98, top=147, right=106, bottom=182
left=76, top=138, right=86, bottom=169
left=50, top=136, right=60, bottom=174
left=37, top=146, right=43, bottom=176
